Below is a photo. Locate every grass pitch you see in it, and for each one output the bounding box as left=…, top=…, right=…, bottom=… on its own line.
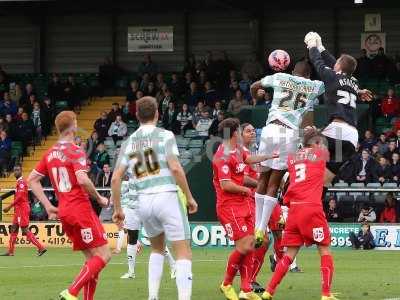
left=0, top=247, right=398, bottom=300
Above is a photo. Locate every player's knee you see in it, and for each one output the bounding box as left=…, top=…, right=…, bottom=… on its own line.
left=127, top=230, right=139, bottom=245
left=101, top=247, right=112, bottom=263
left=21, top=228, right=28, bottom=235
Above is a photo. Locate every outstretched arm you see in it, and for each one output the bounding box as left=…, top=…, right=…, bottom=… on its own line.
left=321, top=50, right=336, bottom=69
left=309, top=47, right=337, bottom=83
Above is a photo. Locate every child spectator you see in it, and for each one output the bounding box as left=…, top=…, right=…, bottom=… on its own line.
left=176, top=103, right=193, bottom=134
left=357, top=203, right=377, bottom=223
left=379, top=193, right=397, bottom=223
left=349, top=222, right=375, bottom=250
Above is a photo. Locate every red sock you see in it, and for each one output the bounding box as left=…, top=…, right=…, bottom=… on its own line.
left=266, top=255, right=292, bottom=295
left=223, top=250, right=243, bottom=286
left=252, top=244, right=268, bottom=281
left=8, top=232, right=17, bottom=255
left=83, top=274, right=98, bottom=300
left=68, top=256, right=106, bottom=297
left=321, top=255, right=334, bottom=297
left=26, top=231, right=45, bottom=251
left=240, top=250, right=254, bottom=292
left=273, top=236, right=284, bottom=261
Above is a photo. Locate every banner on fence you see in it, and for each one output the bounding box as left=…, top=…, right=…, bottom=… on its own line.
left=0, top=223, right=399, bottom=250
left=128, top=26, right=173, bottom=52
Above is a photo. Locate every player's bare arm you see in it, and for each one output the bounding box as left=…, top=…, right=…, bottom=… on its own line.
left=27, top=171, right=58, bottom=220
left=244, top=175, right=258, bottom=189
left=245, top=152, right=279, bottom=165
left=220, top=180, right=251, bottom=196
left=76, top=171, right=109, bottom=207
left=167, top=155, right=198, bottom=214
left=358, top=89, right=373, bottom=101
left=110, top=164, right=127, bottom=226
left=250, top=81, right=265, bottom=100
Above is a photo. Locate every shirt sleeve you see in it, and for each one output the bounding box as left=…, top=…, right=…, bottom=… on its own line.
left=116, top=140, right=130, bottom=168
left=309, top=47, right=336, bottom=83
left=164, top=130, right=179, bottom=157
left=315, top=80, right=325, bottom=96
left=33, top=154, right=48, bottom=177
left=72, top=148, right=89, bottom=174
left=260, top=74, right=275, bottom=88
left=215, top=157, right=232, bottom=181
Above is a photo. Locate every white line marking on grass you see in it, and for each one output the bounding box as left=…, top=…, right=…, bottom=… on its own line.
left=0, top=259, right=225, bottom=270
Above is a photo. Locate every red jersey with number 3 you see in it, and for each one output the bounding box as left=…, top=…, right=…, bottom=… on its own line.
left=14, top=177, right=30, bottom=214
left=284, top=147, right=329, bottom=207
left=33, top=141, right=91, bottom=217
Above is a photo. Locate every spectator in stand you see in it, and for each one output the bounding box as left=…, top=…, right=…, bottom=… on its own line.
left=64, top=75, right=80, bottom=111
left=170, top=73, right=183, bottom=97
left=95, top=163, right=113, bottom=189
left=91, top=142, right=110, bottom=176
left=41, top=97, right=54, bottom=138
left=176, top=103, right=193, bottom=134
left=349, top=222, right=375, bottom=250
left=17, top=112, right=34, bottom=156
left=108, top=115, right=127, bottom=145
left=227, top=89, right=247, bottom=115
left=209, top=111, right=224, bottom=137
left=155, top=73, right=165, bottom=90
left=138, top=54, right=159, bottom=77
left=121, top=100, right=132, bottom=122
left=360, top=130, right=376, bottom=151
left=31, top=102, right=44, bottom=144
left=156, top=83, right=167, bottom=103
left=159, top=88, right=174, bottom=115
left=192, top=101, right=205, bottom=126
left=390, top=152, right=400, bottom=183
left=371, top=144, right=380, bottom=159
left=380, top=88, right=399, bottom=120
left=23, top=94, right=37, bottom=116
left=227, top=80, right=240, bottom=101
left=239, top=72, right=252, bottom=101
left=241, top=53, right=263, bottom=80
left=20, top=83, right=34, bottom=107
left=10, top=84, right=22, bottom=105
left=186, top=82, right=204, bottom=109
left=379, top=193, right=397, bottom=223
left=15, top=107, right=24, bottom=122
left=354, top=149, right=376, bottom=184
left=146, top=81, right=157, bottom=97
left=5, top=114, right=16, bottom=139
left=212, top=101, right=223, bottom=119
left=162, top=102, right=179, bottom=134
left=94, top=111, right=110, bottom=142
left=358, top=203, right=377, bottom=223
left=136, top=90, right=144, bottom=101
left=198, top=70, right=208, bottom=87
left=254, top=90, right=273, bottom=109
left=30, top=196, right=47, bottom=221
left=183, top=72, right=193, bottom=92
left=376, top=156, right=392, bottom=184
left=126, top=80, right=140, bottom=102
left=371, top=47, right=390, bottom=79
left=377, top=133, right=389, bottom=155
left=194, top=109, right=213, bottom=138
left=0, top=130, right=11, bottom=174
left=0, top=92, right=17, bottom=117
left=204, top=81, right=218, bottom=107
left=355, top=49, right=371, bottom=80
left=140, top=73, right=150, bottom=91
left=86, top=131, right=100, bottom=161
left=47, top=74, right=64, bottom=102
left=384, top=140, right=398, bottom=162
left=325, top=197, right=342, bottom=222
left=107, top=102, right=122, bottom=123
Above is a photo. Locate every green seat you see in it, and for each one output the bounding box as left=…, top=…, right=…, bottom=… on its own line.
left=55, top=101, right=69, bottom=109
left=188, top=139, right=203, bottom=148
left=184, top=130, right=198, bottom=138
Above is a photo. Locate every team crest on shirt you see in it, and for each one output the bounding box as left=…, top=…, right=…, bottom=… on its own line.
left=222, top=165, right=229, bottom=174
left=312, top=227, right=324, bottom=242
left=19, top=184, right=24, bottom=189
left=236, top=163, right=246, bottom=173
left=78, top=157, right=87, bottom=166
left=241, top=225, right=248, bottom=232
left=81, top=228, right=93, bottom=244
left=224, top=223, right=233, bottom=238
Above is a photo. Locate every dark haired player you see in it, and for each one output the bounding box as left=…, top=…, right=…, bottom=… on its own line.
left=261, top=128, right=338, bottom=300
left=1, top=164, right=47, bottom=257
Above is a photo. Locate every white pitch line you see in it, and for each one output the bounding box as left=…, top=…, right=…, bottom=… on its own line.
left=0, top=259, right=225, bottom=270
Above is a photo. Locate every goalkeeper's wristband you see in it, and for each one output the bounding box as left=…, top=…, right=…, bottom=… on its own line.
left=317, top=45, right=326, bottom=53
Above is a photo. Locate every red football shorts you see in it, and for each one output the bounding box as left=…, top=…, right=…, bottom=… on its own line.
left=60, top=208, right=108, bottom=251
left=282, top=206, right=331, bottom=247
left=12, top=210, right=30, bottom=227
left=217, top=201, right=254, bottom=241
left=268, top=204, right=283, bottom=231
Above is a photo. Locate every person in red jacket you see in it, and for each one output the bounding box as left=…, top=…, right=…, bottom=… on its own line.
left=1, top=164, right=47, bottom=256
left=381, top=88, right=399, bottom=119
left=379, top=193, right=398, bottom=223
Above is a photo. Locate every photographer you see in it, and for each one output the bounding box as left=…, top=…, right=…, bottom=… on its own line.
left=349, top=222, right=375, bottom=250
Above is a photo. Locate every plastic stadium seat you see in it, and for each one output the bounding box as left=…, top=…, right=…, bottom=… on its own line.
left=333, top=182, right=348, bottom=199
left=366, top=182, right=381, bottom=197
left=383, top=182, right=398, bottom=197
left=184, top=130, right=198, bottom=138
left=180, top=150, right=193, bottom=160
left=188, top=139, right=203, bottom=148
left=349, top=182, right=365, bottom=198
left=367, top=182, right=387, bottom=203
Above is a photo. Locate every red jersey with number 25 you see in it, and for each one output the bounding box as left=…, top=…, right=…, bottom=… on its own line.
left=33, top=141, right=91, bottom=217
left=284, top=147, right=329, bottom=207
left=212, top=143, right=249, bottom=207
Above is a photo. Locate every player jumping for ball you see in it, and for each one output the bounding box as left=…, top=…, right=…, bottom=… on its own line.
left=304, top=32, right=372, bottom=192
left=261, top=128, right=337, bottom=300
left=0, top=164, right=47, bottom=257
left=28, top=111, right=111, bottom=300
left=250, top=60, right=325, bottom=246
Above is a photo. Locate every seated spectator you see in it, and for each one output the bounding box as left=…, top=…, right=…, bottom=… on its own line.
left=239, top=72, right=252, bottom=101
left=41, top=97, right=54, bottom=137
left=376, top=156, right=392, bottom=184
left=209, top=111, right=225, bottom=137
left=126, top=80, right=139, bottom=102
left=380, top=88, right=399, bottom=119
left=15, top=107, right=24, bottom=121
left=384, top=140, right=398, bottom=162
left=227, top=80, right=240, bottom=101
left=357, top=203, right=377, bottom=223
left=94, top=111, right=110, bottom=142
left=0, top=130, right=11, bottom=174
left=377, top=133, right=389, bottom=155
left=183, top=72, right=193, bottom=92
left=371, top=144, right=380, bottom=159
left=349, top=222, right=375, bottom=250
left=23, top=94, right=37, bottom=116
left=20, top=83, right=34, bottom=107
left=91, top=142, right=110, bottom=176
left=108, top=115, right=127, bottom=145
left=195, top=109, right=213, bottom=138
left=86, top=131, right=100, bottom=160
left=64, top=75, right=80, bottom=111
left=10, top=84, right=22, bottom=105
left=162, top=102, right=179, bottom=134
left=227, top=89, right=247, bottom=115
left=395, top=129, right=400, bottom=149
left=16, top=112, right=34, bottom=156
left=30, top=196, right=47, bottom=221
left=31, top=102, right=45, bottom=144
left=360, top=130, right=376, bottom=151
left=354, top=149, right=376, bottom=184
left=107, top=102, right=122, bottom=123
left=176, top=103, right=193, bottom=134
left=0, top=117, right=8, bottom=133
left=198, top=70, right=207, bottom=87
left=379, top=193, right=397, bottom=223
left=5, top=114, right=16, bottom=138
left=192, top=101, right=205, bottom=127
left=204, top=81, right=218, bottom=107
left=95, top=163, right=113, bottom=193
left=212, top=101, right=223, bottom=119
left=185, top=82, right=203, bottom=109
left=146, top=81, right=157, bottom=97
left=390, top=152, right=400, bottom=183
left=47, top=74, right=64, bottom=102
left=155, top=73, right=165, bottom=90
left=325, top=197, right=342, bottom=222
left=170, top=73, right=183, bottom=97
left=0, top=92, right=17, bottom=117
left=138, top=54, right=159, bottom=77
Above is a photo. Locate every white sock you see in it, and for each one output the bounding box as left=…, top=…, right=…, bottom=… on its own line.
left=254, top=192, right=265, bottom=229
left=116, top=229, right=125, bottom=251
left=290, top=257, right=298, bottom=270
left=256, top=196, right=278, bottom=233
left=148, top=252, right=165, bottom=300
left=165, top=246, right=176, bottom=270
left=127, top=243, right=138, bottom=275
left=175, top=259, right=192, bottom=300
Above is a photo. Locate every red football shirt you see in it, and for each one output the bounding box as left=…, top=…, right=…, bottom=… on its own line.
left=33, top=141, right=92, bottom=217
left=284, top=147, right=329, bottom=207
left=13, top=177, right=30, bottom=213
left=243, top=147, right=259, bottom=180
left=212, top=143, right=249, bottom=207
